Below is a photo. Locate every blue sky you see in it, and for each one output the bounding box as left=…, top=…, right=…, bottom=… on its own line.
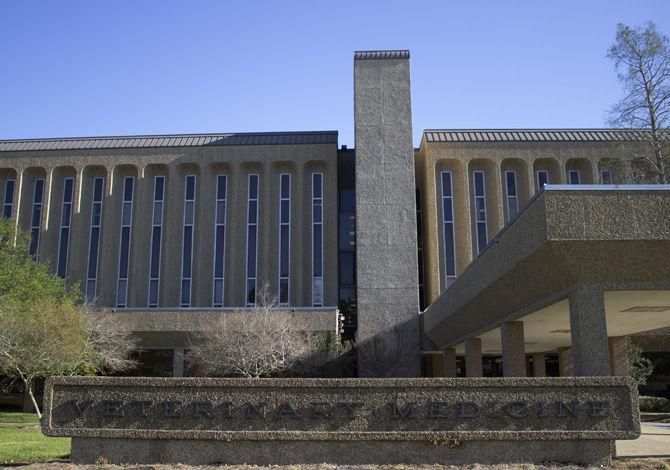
left=1, top=1, right=669, bottom=147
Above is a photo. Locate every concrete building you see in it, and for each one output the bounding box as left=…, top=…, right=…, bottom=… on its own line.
left=1, top=50, right=669, bottom=381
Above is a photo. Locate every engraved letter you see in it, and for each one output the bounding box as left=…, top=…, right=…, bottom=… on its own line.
left=244, top=402, right=267, bottom=419
left=391, top=402, right=417, bottom=419
left=506, top=401, right=528, bottom=418
left=557, top=401, right=579, bottom=417
left=219, top=402, right=233, bottom=418
left=427, top=402, right=449, bottom=418
left=537, top=402, right=549, bottom=418
left=458, top=401, right=480, bottom=418
left=73, top=400, right=92, bottom=417
left=133, top=400, right=152, bottom=417
left=589, top=401, right=609, bottom=417
left=339, top=402, right=364, bottom=418
left=103, top=400, right=124, bottom=417
left=276, top=403, right=300, bottom=419
left=193, top=401, right=213, bottom=418
left=163, top=401, right=182, bottom=417
left=310, top=402, right=334, bottom=420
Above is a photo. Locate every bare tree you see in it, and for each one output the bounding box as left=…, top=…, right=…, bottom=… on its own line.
left=607, top=22, right=670, bottom=183
left=187, top=283, right=313, bottom=378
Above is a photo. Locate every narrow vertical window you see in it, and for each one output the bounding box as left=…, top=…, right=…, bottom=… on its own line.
left=312, top=173, right=323, bottom=307
left=85, top=177, right=104, bottom=302
left=147, top=176, right=165, bottom=308
left=440, top=171, right=457, bottom=288
left=568, top=170, right=581, bottom=184
left=116, top=177, right=134, bottom=308
left=29, top=178, right=45, bottom=258
left=181, top=175, right=196, bottom=307
left=212, top=175, right=227, bottom=307
left=601, top=170, right=612, bottom=184
left=3, top=179, right=15, bottom=218
left=56, top=177, right=74, bottom=278
left=245, top=174, right=259, bottom=307
left=278, top=173, right=291, bottom=306
left=536, top=170, right=549, bottom=191
left=504, top=170, right=519, bottom=222
left=472, top=171, right=488, bottom=255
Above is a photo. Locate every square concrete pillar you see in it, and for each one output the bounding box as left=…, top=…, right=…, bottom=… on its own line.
left=569, top=287, right=610, bottom=376
left=465, top=338, right=483, bottom=377
left=608, top=336, right=630, bottom=376
left=173, top=348, right=184, bottom=377
left=532, top=353, right=546, bottom=377
left=354, top=50, right=420, bottom=377
left=558, top=347, right=573, bottom=376
left=501, top=321, right=526, bottom=377
left=442, top=348, right=458, bottom=377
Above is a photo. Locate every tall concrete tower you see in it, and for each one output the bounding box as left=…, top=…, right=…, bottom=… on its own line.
left=354, top=50, right=421, bottom=376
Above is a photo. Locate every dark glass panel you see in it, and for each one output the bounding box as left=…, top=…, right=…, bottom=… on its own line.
left=31, top=205, right=42, bottom=227
left=214, top=225, right=225, bottom=277
left=477, top=222, right=487, bottom=253
left=34, top=179, right=44, bottom=203
left=340, top=189, right=355, bottom=212
left=29, top=229, right=39, bottom=255
left=123, top=178, right=134, bottom=202
left=246, top=225, right=257, bottom=277
left=444, top=222, right=456, bottom=276
left=4, top=180, right=15, bottom=203
left=57, top=228, right=69, bottom=278
left=119, top=227, right=130, bottom=277
left=182, top=226, right=192, bottom=277
left=92, top=202, right=102, bottom=226
left=339, top=213, right=355, bottom=251
left=246, top=279, right=256, bottom=305
left=506, top=172, right=517, bottom=196
left=280, top=174, right=290, bottom=199
left=154, top=176, right=165, bottom=201
left=87, top=227, right=100, bottom=277
left=216, top=200, right=225, bottom=225
left=313, top=224, right=322, bottom=276
left=312, top=204, right=322, bottom=223
left=150, top=227, right=161, bottom=277
left=441, top=172, right=452, bottom=197
left=61, top=204, right=71, bottom=226
left=93, top=177, right=104, bottom=202
left=339, top=252, right=355, bottom=286
left=248, top=201, right=257, bottom=224
left=63, top=178, right=74, bottom=202
left=279, top=279, right=289, bottom=304
left=474, top=172, right=484, bottom=196
left=185, top=176, right=195, bottom=200
left=181, top=279, right=191, bottom=305
left=280, top=200, right=289, bottom=223
left=217, top=175, right=227, bottom=200
left=280, top=225, right=289, bottom=277
left=442, top=197, right=453, bottom=222
left=312, top=174, right=322, bottom=198
left=248, top=174, right=258, bottom=199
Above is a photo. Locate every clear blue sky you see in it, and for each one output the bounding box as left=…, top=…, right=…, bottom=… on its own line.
left=1, top=1, right=669, bottom=147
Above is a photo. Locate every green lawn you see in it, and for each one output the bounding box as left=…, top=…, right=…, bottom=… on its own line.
left=0, top=411, right=70, bottom=464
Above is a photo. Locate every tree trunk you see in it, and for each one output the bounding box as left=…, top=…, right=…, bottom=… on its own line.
left=22, top=377, right=42, bottom=419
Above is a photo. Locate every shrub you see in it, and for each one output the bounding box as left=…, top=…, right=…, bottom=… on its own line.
left=639, top=396, right=670, bottom=413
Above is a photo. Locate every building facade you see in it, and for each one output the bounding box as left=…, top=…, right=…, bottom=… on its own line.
left=1, top=50, right=668, bottom=381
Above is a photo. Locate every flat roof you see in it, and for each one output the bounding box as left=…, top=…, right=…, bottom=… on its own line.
left=0, top=131, right=339, bottom=153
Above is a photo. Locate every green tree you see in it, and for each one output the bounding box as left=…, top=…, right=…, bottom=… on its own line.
left=607, top=22, right=670, bottom=183
left=0, top=220, right=136, bottom=417
left=627, top=337, right=654, bottom=386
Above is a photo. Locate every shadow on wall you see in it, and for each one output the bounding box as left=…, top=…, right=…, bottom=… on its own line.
left=356, top=318, right=421, bottom=378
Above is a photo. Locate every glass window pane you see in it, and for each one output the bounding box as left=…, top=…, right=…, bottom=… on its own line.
left=31, top=205, right=42, bottom=227
left=313, top=204, right=322, bottom=223
left=249, top=175, right=258, bottom=199
left=214, top=226, right=225, bottom=277
left=122, top=202, right=132, bottom=225
left=119, top=227, right=130, bottom=277
left=280, top=174, right=290, bottom=199
left=569, top=171, right=580, bottom=184
left=246, top=279, right=256, bottom=305
left=213, top=279, right=223, bottom=305
left=217, top=175, right=227, bottom=200
left=153, top=201, right=163, bottom=226
left=506, top=172, right=517, bottom=196
left=63, top=179, right=74, bottom=202
left=184, top=201, right=194, bottom=225
left=150, top=227, right=161, bottom=277
left=181, top=279, right=191, bottom=305
left=154, top=177, right=164, bottom=201
left=88, top=227, right=100, bottom=277
left=216, top=200, right=226, bottom=225
left=86, top=280, right=96, bottom=299
left=476, top=198, right=486, bottom=221
left=340, top=189, right=355, bottom=212
left=93, top=178, right=103, bottom=202
left=123, top=178, right=134, bottom=201
left=313, top=174, right=322, bottom=198
left=185, top=176, right=195, bottom=200
left=246, top=225, right=256, bottom=277
left=313, top=224, right=322, bottom=276
left=339, top=214, right=355, bottom=251
left=280, top=225, right=289, bottom=277
left=117, top=279, right=127, bottom=306
left=477, top=222, right=488, bottom=252
left=149, top=280, right=158, bottom=305
left=4, top=180, right=15, bottom=203
left=279, top=279, right=289, bottom=304
left=280, top=200, right=289, bottom=223
left=34, top=179, right=44, bottom=203
left=57, top=228, right=69, bottom=277
left=442, top=198, right=453, bottom=222
left=339, top=252, right=355, bottom=285
left=182, top=226, right=192, bottom=277
left=248, top=200, right=257, bottom=224
left=474, top=172, right=484, bottom=196
left=444, top=223, right=456, bottom=276
left=61, top=204, right=71, bottom=226
left=441, top=172, right=452, bottom=197
left=3, top=204, right=11, bottom=218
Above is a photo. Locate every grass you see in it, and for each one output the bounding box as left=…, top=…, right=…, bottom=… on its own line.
left=0, top=411, right=70, bottom=464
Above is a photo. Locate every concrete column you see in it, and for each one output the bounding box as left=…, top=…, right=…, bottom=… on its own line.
left=465, top=338, right=483, bottom=377
left=173, top=348, right=184, bottom=377
left=501, top=321, right=526, bottom=377
left=532, top=353, right=546, bottom=377
left=569, top=287, right=610, bottom=376
left=354, top=50, right=420, bottom=377
left=442, top=347, right=458, bottom=377
left=558, top=347, right=573, bottom=376
left=431, top=353, right=444, bottom=377
left=608, top=336, right=630, bottom=376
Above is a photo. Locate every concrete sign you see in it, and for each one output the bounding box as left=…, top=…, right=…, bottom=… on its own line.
left=42, top=376, right=640, bottom=465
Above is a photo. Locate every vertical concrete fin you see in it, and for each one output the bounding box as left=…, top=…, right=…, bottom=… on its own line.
left=354, top=50, right=420, bottom=376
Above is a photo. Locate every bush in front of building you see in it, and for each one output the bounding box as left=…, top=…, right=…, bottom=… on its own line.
left=639, top=396, right=670, bottom=413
